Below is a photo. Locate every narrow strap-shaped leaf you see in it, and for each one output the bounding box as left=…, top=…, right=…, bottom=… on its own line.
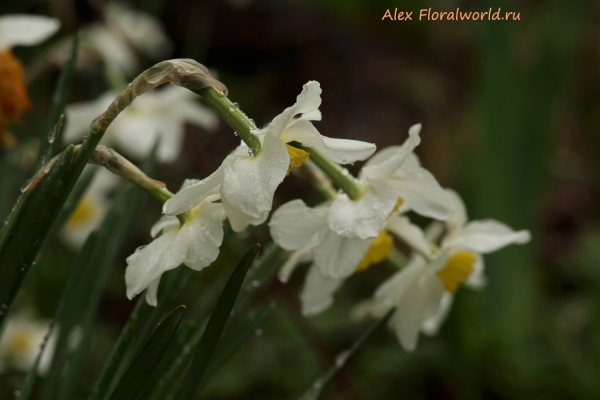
left=177, top=244, right=261, bottom=400
left=36, top=33, right=79, bottom=167
left=143, top=302, right=274, bottom=400
left=17, top=233, right=99, bottom=400
left=108, top=305, right=186, bottom=400
left=88, top=297, right=151, bottom=400
left=298, top=309, right=395, bottom=400
left=40, top=166, right=97, bottom=254
left=0, top=145, right=74, bottom=333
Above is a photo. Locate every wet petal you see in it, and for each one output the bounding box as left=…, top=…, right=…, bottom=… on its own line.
left=150, top=215, right=180, bottom=238
left=163, top=165, right=225, bottom=215
left=421, top=292, right=453, bottom=336
left=125, top=228, right=187, bottom=300
left=282, top=119, right=375, bottom=164
left=269, top=199, right=328, bottom=251
left=221, top=132, right=288, bottom=222
left=328, top=180, right=397, bottom=239
left=278, top=239, right=317, bottom=283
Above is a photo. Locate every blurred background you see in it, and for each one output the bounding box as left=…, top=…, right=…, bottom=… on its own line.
left=0, top=0, right=598, bottom=398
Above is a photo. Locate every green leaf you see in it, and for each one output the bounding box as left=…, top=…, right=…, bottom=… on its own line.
left=177, top=244, right=261, bottom=400
left=88, top=298, right=151, bottom=400
left=298, top=309, right=395, bottom=400
left=143, top=303, right=274, bottom=400
left=0, top=145, right=74, bottom=332
left=37, top=33, right=79, bottom=167
left=108, top=305, right=186, bottom=400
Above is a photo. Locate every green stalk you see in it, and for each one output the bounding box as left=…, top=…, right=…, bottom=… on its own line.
left=197, top=87, right=262, bottom=156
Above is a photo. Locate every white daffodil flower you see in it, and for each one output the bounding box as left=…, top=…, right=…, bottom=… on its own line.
left=85, top=3, right=172, bottom=74
left=164, top=81, right=377, bottom=232
left=0, top=14, right=59, bottom=51
left=269, top=199, right=394, bottom=315
left=60, top=167, right=119, bottom=250
left=0, top=14, right=59, bottom=147
left=0, top=312, right=57, bottom=375
left=64, top=85, right=218, bottom=162
left=125, top=180, right=226, bottom=306
left=372, top=190, right=531, bottom=351
left=327, top=124, right=456, bottom=240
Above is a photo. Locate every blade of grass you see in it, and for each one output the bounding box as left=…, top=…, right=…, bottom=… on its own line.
left=298, top=309, right=394, bottom=400
left=108, top=306, right=186, bottom=400
left=176, top=244, right=261, bottom=400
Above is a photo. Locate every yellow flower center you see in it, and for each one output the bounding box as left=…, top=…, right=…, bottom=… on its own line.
left=0, top=51, right=31, bottom=148
left=436, top=251, right=476, bottom=293
left=65, top=197, right=96, bottom=228
left=285, top=144, right=309, bottom=175
left=356, top=231, right=394, bottom=272
left=6, top=331, right=32, bottom=358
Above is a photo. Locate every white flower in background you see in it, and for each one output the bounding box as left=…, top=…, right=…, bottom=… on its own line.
left=60, top=167, right=119, bottom=250
left=85, top=2, right=172, bottom=75
left=371, top=190, right=531, bottom=351
left=164, top=81, right=377, bottom=232
left=0, top=312, right=57, bottom=375
left=0, top=14, right=59, bottom=50
left=0, top=14, right=59, bottom=147
left=125, top=180, right=226, bottom=306
left=327, top=124, right=455, bottom=241
left=269, top=199, right=394, bottom=315
left=64, top=84, right=218, bottom=162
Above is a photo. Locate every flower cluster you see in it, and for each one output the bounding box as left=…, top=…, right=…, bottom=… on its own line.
left=77, top=69, right=530, bottom=352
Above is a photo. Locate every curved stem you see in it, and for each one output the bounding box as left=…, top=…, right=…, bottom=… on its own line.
left=197, top=87, right=263, bottom=156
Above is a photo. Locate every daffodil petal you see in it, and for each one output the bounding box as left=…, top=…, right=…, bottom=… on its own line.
left=360, top=124, right=421, bottom=181
left=183, top=202, right=226, bottom=270
left=269, top=199, right=328, bottom=251
left=145, top=277, right=161, bottom=307
left=150, top=215, right=180, bottom=238
left=221, top=132, right=288, bottom=222
left=328, top=180, right=397, bottom=239
left=0, top=15, right=59, bottom=50
left=282, top=119, right=376, bottom=164
left=313, top=230, right=370, bottom=279
left=443, top=220, right=531, bottom=253
left=163, top=166, right=225, bottom=215
left=256, top=81, right=322, bottom=138
left=278, top=240, right=316, bottom=283
left=385, top=214, right=432, bottom=258
left=300, top=266, right=344, bottom=316
left=443, top=189, right=468, bottom=234
left=389, top=166, right=456, bottom=220
left=421, top=292, right=453, bottom=336
left=125, top=228, right=187, bottom=300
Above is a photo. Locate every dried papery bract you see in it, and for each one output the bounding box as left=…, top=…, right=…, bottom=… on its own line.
left=93, top=59, right=228, bottom=132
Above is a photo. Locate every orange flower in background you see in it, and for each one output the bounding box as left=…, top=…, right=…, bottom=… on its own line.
left=0, top=14, right=60, bottom=148
left=0, top=51, right=31, bottom=148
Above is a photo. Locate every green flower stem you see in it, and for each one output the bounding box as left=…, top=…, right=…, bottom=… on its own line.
left=291, top=143, right=363, bottom=201
left=197, top=87, right=263, bottom=156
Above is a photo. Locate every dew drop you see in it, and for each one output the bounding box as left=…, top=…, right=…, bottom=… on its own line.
left=233, top=102, right=239, bottom=108
left=251, top=280, right=260, bottom=288
left=234, top=132, right=239, bottom=136
left=248, top=149, right=255, bottom=157
left=228, top=106, right=234, bottom=112
left=255, top=329, right=263, bottom=336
